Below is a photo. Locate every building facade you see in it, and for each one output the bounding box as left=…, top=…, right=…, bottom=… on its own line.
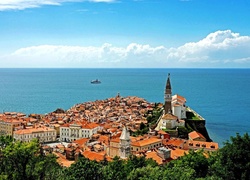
left=0, top=120, right=13, bottom=136
left=13, top=127, right=57, bottom=143
left=172, top=94, right=187, bottom=119
left=160, top=113, right=185, bottom=129
left=0, top=118, right=22, bottom=136
left=60, top=122, right=101, bottom=142
left=131, top=137, right=163, bottom=153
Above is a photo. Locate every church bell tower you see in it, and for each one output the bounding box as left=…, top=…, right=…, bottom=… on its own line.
left=164, top=73, right=172, bottom=114
left=119, top=126, right=131, bottom=159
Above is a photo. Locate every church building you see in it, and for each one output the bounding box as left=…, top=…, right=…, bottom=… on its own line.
left=164, top=73, right=187, bottom=119
left=119, top=126, right=131, bottom=159
left=108, top=126, right=163, bottom=159
left=156, top=73, right=186, bottom=131
left=108, top=125, right=131, bottom=159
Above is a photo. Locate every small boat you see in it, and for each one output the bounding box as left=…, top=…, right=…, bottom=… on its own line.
left=91, top=79, right=101, bottom=84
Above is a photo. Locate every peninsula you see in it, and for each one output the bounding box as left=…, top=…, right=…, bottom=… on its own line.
left=0, top=74, right=218, bottom=166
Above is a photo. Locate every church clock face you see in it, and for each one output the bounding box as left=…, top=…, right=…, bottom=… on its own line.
left=165, top=94, right=170, bottom=99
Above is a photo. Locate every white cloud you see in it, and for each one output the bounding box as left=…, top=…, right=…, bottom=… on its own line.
left=9, top=43, right=167, bottom=67
left=232, top=57, right=250, bottom=63
left=1, top=30, right=250, bottom=68
left=166, top=30, right=250, bottom=66
left=0, top=0, right=117, bottom=11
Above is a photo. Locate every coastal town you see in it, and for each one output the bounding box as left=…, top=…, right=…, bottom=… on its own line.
left=0, top=74, right=218, bottom=167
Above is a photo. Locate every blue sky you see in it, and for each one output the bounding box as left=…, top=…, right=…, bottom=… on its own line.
left=0, top=0, right=250, bottom=68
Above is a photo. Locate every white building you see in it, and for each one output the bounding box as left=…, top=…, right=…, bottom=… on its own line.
left=60, top=122, right=101, bottom=142
left=160, top=113, right=185, bottom=129
left=172, top=94, right=187, bottom=120
left=13, top=127, right=57, bottom=143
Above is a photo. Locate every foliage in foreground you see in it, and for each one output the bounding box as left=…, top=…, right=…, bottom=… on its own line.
left=1, top=133, right=250, bottom=180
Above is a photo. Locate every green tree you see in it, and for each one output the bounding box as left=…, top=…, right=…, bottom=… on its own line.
left=0, top=135, right=13, bottom=148
left=30, top=153, right=63, bottom=180
left=1, top=139, right=40, bottom=179
left=146, top=106, right=163, bottom=125
left=125, top=155, right=148, bottom=172
left=0, top=139, right=62, bottom=180
left=163, top=166, right=196, bottom=180
left=139, top=122, right=146, bottom=130
left=209, top=133, right=250, bottom=180
left=64, top=157, right=103, bottom=180
left=102, top=156, right=126, bottom=180
left=127, top=165, right=163, bottom=180
left=166, top=150, right=209, bottom=178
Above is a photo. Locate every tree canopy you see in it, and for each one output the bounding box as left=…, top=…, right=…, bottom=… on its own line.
left=0, top=138, right=62, bottom=180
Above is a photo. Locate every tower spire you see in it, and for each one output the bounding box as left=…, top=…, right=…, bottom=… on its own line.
left=119, top=126, right=131, bottom=159
left=164, top=73, right=172, bottom=114
left=166, top=73, right=171, bottom=90
left=120, top=126, right=130, bottom=140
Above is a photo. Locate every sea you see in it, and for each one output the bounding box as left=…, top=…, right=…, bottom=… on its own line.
left=0, top=68, right=250, bottom=147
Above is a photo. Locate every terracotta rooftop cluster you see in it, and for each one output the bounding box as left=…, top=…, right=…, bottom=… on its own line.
left=67, top=95, right=154, bottom=124
left=52, top=95, right=154, bottom=136
left=0, top=112, right=43, bottom=135
left=50, top=133, right=190, bottom=166
left=0, top=95, right=154, bottom=139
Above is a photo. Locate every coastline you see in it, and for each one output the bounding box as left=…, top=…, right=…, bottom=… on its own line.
left=1, top=68, right=250, bottom=147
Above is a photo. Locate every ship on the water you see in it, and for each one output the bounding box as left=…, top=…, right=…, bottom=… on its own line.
left=91, top=79, right=101, bottom=84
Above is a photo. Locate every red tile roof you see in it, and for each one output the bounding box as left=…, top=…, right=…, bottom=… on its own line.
left=73, top=138, right=89, bottom=146
left=164, top=138, right=184, bottom=147
left=82, top=150, right=111, bottom=162
left=171, top=148, right=188, bottom=159
left=173, top=94, right=186, bottom=102
left=131, top=137, right=162, bottom=147
left=189, top=131, right=206, bottom=141
left=145, top=151, right=163, bottom=165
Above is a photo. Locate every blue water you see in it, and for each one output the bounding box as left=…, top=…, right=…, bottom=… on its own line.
left=0, top=68, right=250, bottom=146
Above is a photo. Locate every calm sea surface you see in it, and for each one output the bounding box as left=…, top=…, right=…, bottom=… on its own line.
left=0, top=68, right=249, bottom=146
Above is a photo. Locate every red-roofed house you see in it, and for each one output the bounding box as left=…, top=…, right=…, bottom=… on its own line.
left=188, top=131, right=206, bottom=142
left=187, top=140, right=219, bottom=151
left=82, top=150, right=111, bottom=162
left=73, top=138, right=89, bottom=149
left=131, top=137, right=163, bottom=153
left=14, top=127, right=56, bottom=143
